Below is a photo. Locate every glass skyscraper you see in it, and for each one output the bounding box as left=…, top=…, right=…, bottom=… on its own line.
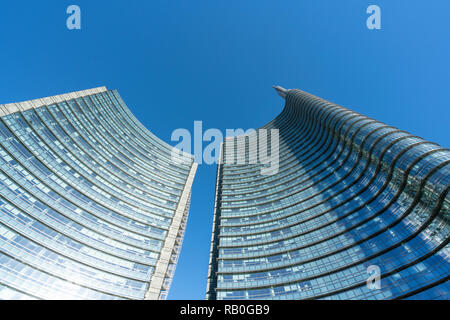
left=206, top=87, right=449, bottom=300
left=0, top=87, right=197, bottom=300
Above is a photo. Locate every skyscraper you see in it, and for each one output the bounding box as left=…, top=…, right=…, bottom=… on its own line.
left=206, top=87, right=449, bottom=300
left=0, top=87, right=197, bottom=300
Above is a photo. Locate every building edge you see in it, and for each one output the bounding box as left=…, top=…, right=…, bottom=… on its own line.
left=146, top=162, right=198, bottom=300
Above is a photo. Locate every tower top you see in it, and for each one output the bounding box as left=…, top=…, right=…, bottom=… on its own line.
left=0, top=86, right=107, bottom=117
left=273, top=85, right=288, bottom=99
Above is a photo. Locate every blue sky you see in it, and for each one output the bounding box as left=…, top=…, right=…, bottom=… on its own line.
left=0, top=1, right=449, bottom=299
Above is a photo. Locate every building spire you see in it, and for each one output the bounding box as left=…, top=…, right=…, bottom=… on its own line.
left=273, top=85, right=288, bottom=99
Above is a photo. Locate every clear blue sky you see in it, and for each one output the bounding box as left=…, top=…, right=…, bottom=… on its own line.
left=0, top=1, right=449, bottom=299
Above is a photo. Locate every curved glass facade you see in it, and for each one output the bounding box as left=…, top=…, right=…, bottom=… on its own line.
left=206, top=88, right=449, bottom=300
left=0, top=87, right=197, bottom=300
